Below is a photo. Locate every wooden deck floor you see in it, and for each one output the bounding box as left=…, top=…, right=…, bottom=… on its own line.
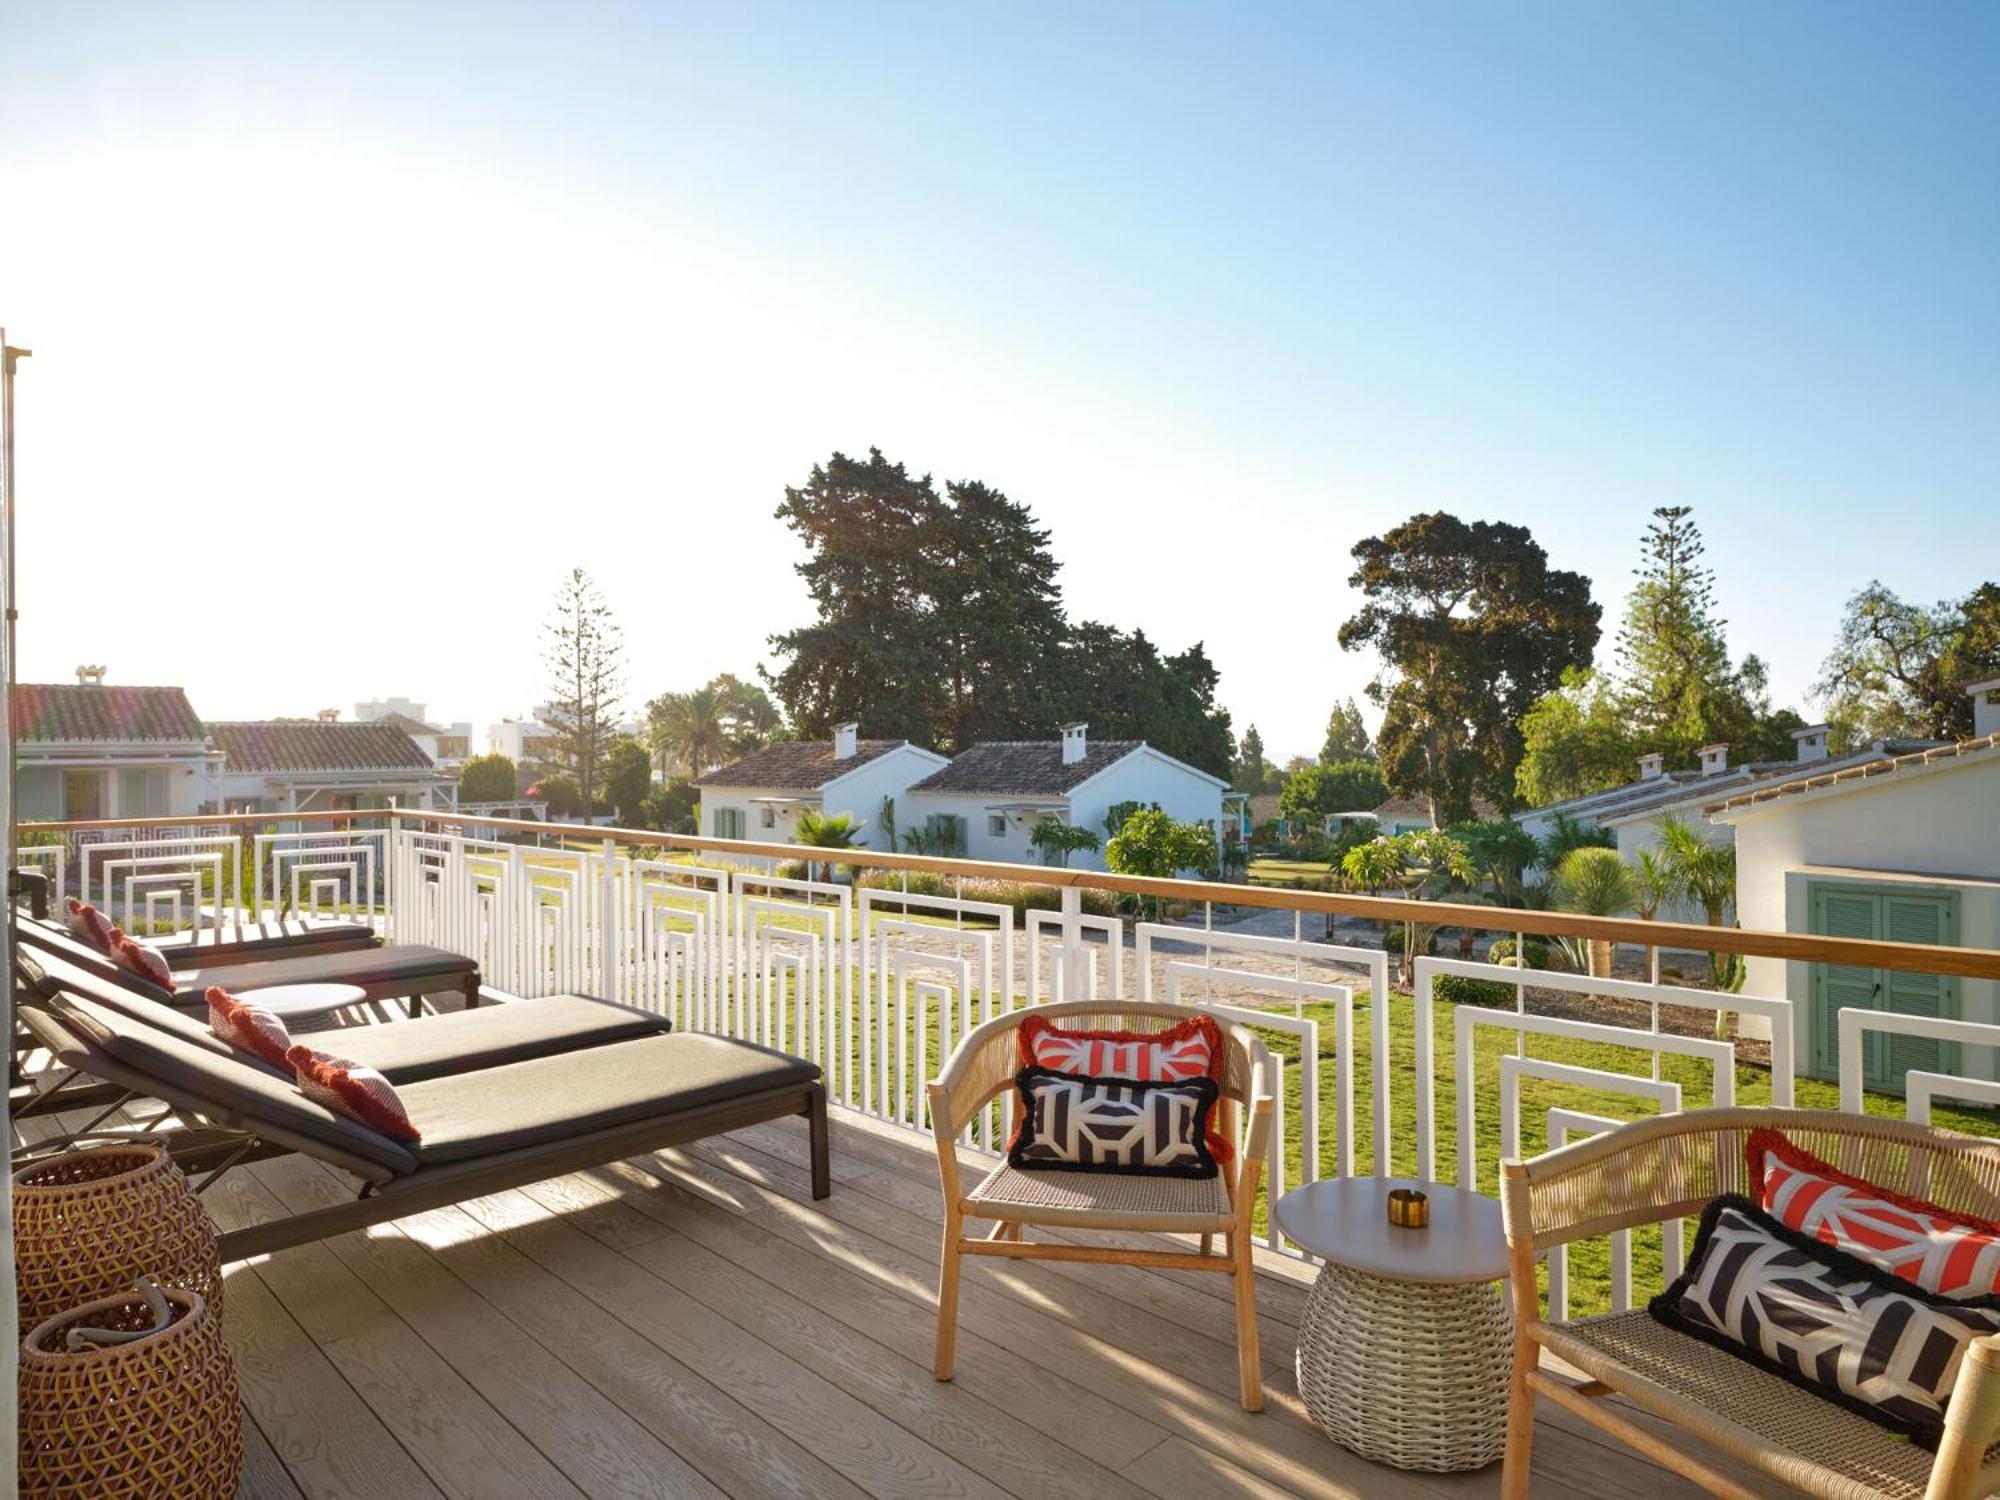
left=148, top=1108, right=1799, bottom=1500
left=15, top=1096, right=1789, bottom=1499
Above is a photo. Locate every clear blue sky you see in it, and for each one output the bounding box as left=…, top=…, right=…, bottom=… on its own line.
left=2, top=2, right=1995, bottom=757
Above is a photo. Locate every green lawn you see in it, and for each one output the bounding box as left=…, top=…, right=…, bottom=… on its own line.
left=1246, top=857, right=1332, bottom=885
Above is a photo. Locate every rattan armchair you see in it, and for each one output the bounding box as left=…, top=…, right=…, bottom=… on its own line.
left=927, top=998, right=1276, bottom=1411
left=1499, top=1107, right=2000, bottom=1500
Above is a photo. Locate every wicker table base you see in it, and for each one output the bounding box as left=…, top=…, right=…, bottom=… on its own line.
left=1295, top=1260, right=1513, bottom=1472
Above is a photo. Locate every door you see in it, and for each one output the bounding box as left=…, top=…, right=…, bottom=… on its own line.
left=1808, top=882, right=1959, bottom=1090
left=62, top=770, right=103, bottom=820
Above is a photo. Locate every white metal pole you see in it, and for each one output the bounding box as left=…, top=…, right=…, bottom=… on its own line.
left=2, top=328, right=32, bottom=1500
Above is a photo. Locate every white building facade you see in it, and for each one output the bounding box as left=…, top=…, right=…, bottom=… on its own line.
left=905, top=725, right=1228, bottom=872
left=695, top=726, right=949, bottom=853
left=12, top=678, right=219, bottom=821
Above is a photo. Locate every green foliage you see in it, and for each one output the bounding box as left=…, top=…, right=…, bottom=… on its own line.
left=1233, top=723, right=1281, bottom=793
left=542, top=567, right=624, bottom=811
left=644, top=679, right=758, bottom=781
left=1535, top=813, right=1615, bottom=873
left=1552, top=846, right=1638, bottom=916
left=1616, top=506, right=1738, bottom=756
left=1320, top=697, right=1372, bottom=763
left=1486, top=936, right=1550, bottom=969
left=641, top=778, right=698, bottom=834
left=457, top=753, right=519, bottom=805
left=1277, top=759, right=1387, bottom=825
left=1104, top=808, right=1219, bottom=882
left=1454, top=818, right=1541, bottom=905
left=1101, top=800, right=1154, bottom=838
left=1433, top=974, right=1514, bottom=1007
left=793, top=809, right=865, bottom=849
left=1028, top=816, right=1100, bottom=867
left=1338, top=512, right=1599, bottom=823
left=603, top=738, right=653, bottom=824
left=1814, top=580, right=2000, bottom=744
left=1515, top=666, right=1638, bottom=806
left=764, top=448, right=1235, bottom=774
left=531, top=775, right=586, bottom=819
left=903, top=816, right=966, bottom=857
left=1381, top=924, right=1439, bottom=957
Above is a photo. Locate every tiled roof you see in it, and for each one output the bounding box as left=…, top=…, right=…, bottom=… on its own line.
left=371, top=711, right=442, bottom=735
left=209, top=721, right=436, bottom=773
left=909, top=740, right=1146, bottom=796
left=1705, top=732, right=2000, bottom=816
left=697, top=739, right=912, bottom=790
left=11, top=683, right=204, bottom=742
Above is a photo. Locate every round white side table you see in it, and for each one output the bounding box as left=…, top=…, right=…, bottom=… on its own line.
left=1273, top=1177, right=1512, bottom=1473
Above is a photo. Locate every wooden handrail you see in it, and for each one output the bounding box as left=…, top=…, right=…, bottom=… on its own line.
left=19, top=807, right=2000, bottom=982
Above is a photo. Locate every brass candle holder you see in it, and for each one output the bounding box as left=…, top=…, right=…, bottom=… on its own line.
left=1386, top=1186, right=1430, bottom=1229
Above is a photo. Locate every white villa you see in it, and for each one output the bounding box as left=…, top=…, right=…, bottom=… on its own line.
left=695, top=724, right=948, bottom=852
left=206, top=716, right=455, bottom=813
left=1710, top=680, right=2000, bottom=1087
left=12, top=675, right=219, bottom=821
left=905, top=723, right=1227, bottom=871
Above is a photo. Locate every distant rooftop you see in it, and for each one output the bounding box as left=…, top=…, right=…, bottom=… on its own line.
left=1706, top=731, right=2000, bottom=817
left=909, top=740, right=1148, bottom=796
left=11, top=683, right=204, bottom=743
left=208, top=720, right=436, bottom=773
left=698, top=738, right=913, bottom=790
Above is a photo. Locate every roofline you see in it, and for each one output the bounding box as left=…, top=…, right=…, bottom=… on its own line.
left=695, top=739, right=946, bottom=793
left=1061, top=742, right=1230, bottom=797
left=1707, top=733, right=2000, bottom=822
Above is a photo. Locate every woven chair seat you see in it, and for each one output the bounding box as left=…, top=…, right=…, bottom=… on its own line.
left=1542, top=1310, right=2000, bottom=1500
left=963, top=1161, right=1234, bottom=1232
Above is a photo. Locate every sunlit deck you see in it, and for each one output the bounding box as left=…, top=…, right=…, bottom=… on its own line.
left=27, top=1103, right=1786, bottom=1500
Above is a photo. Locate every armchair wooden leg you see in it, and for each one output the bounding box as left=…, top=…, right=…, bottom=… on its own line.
left=934, top=1227, right=963, bottom=1382
left=1230, top=1231, right=1264, bottom=1412
left=1500, top=1223, right=1542, bottom=1500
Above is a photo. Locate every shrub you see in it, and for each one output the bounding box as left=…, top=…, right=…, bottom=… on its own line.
left=775, top=860, right=809, bottom=880
left=1381, top=924, right=1438, bottom=957
left=1486, top=936, right=1551, bottom=970
left=1433, top=974, right=1515, bottom=1007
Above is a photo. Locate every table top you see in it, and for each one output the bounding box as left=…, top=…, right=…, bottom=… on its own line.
left=221, top=982, right=372, bottom=1019
left=1272, top=1177, right=1511, bottom=1283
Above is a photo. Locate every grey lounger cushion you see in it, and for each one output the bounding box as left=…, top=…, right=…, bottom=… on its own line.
left=158, top=917, right=379, bottom=967
left=50, top=991, right=419, bottom=1174
left=405, top=1032, right=820, bottom=1164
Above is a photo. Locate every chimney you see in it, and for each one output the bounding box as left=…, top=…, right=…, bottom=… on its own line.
left=1061, top=722, right=1088, bottom=766
left=1698, top=743, right=1729, bottom=776
left=1636, top=752, right=1664, bottom=781
left=1969, top=679, right=2000, bottom=740
left=832, top=722, right=858, bottom=760
left=75, top=664, right=106, bottom=686
left=1791, top=724, right=1831, bottom=763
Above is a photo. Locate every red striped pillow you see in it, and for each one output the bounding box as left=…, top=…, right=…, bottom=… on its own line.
left=65, top=898, right=116, bottom=953
left=109, top=929, right=176, bottom=992
left=286, top=1045, right=421, bottom=1143
left=204, top=986, right=292, bottom=1069
left=1748, top=1129, right=2000, bottom=1300
left=1017, top=1012, right=1232, bottom=1162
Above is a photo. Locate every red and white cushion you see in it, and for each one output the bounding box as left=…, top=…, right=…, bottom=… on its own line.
left=1748, top=1129, right=2000, bottom=1300
left=1016, top=1012, right=1232, bottom=1161
left=286, top=1045, right=422, bottom=1143
left=204, top=986, right=292, bottom=1069
left=109, top=929, right=176, bottom=992
left=65, top=898, right=116, bottom=953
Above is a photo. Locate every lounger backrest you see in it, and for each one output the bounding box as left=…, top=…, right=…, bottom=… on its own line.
left=13, top=943, right=231, bottom=1057
left=16, top=917, right=181, bottom=1003
left=44, top=989, right=417, bottom=1175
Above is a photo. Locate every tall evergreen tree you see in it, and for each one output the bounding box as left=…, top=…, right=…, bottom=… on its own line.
left=1233, top=723, right=1269, bottom=790
left=542, top=567, right=624, bottom=813
left=1616, top=506, right=1736, bottom=754
left=1320, top=697, right=1371, bottom=762
left=1338, top=512, right=1598, bottom=822
left=931, top=479, right=1068, bottom=748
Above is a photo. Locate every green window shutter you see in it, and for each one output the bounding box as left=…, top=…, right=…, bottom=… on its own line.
left=1882, top=894, right=1960, bottom=1083
left=1812, top=887, right=1880, bottom=1081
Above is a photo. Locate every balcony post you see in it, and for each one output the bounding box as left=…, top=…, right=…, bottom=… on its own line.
left=1059, top=883, right=1085, bottom=1003
left=600, top=837, right=620, bottom=1007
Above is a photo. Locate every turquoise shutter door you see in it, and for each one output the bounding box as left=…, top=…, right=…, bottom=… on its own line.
left=1812, top=887, right=1882, bottom=1082
left=1881, top=893, right=1960, bottom=1085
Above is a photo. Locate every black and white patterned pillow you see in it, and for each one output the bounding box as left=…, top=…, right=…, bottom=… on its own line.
left=1007, top=1066, right=1220, bottom=1179
left=1651, top=1196, right=2000, bottom=1445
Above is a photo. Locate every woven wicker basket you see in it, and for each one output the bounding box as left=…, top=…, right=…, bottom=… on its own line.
left=12, top=1145, right=223, bottom=1330
left=18, top=1285, right=243, bottom=1499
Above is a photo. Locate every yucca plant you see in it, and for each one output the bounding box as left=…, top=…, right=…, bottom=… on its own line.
left=1552, top=846, right=1637, bottom=981
left=1656, top=813, right=1743, bottom=1032
left=1631, top=846, right=1674, bottom=980
left=793, top=809, right=865, bottom=883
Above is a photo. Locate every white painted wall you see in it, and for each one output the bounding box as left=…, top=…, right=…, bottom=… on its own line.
left=698, top=744, right=948, bottom=853
left=16, top=751, right=213, bottom=819
left=1722, top=754, right=2000, bottom=1079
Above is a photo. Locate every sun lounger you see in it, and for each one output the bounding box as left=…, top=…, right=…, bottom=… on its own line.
left=18, top=918, right=480, bottom=1015
left=17, top=986, right=827, bottom=1262
left=13, top=873, right=377, bottom=961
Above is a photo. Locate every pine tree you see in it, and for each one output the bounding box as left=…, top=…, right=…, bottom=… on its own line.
left=1615, top=507, right=1735, bottom=754
left=1233, top=724, right=1268, bottom=789
left=1320, top=697, right=1371, bottom=762
left=543, top=567, right=624, bottom=813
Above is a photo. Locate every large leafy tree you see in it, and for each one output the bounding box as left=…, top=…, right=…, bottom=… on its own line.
left=543, top=567, right=624, bottom=814
left=1320, top=697, right=1372, bottom=762
left=1514, top=667, right=1638, bottom=805
left=604, top=738, right=654, bottom=824
left=1054, top=625, right=1234, bottom=778
left=456, top=753, right=518, bottom=804
left=1338, top=513, right=1598, bottom=824
left=1813, top=581, right=2000, bottom=743
left=1277, top=759, right=1387, bottom=824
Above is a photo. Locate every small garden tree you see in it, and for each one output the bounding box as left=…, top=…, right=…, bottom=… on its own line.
left=1341, top=830, right=1474, bottom=984
left=1658, top=813, right=1744, bottom=1025
left=457, top=753, right=518, bottom=805
left=1551, top=846, right=1638, bottom=980
left=1105, top=808, right=1219, bottom=919
left=603, top=738, right=654, bottom=825
left=1028, top=815, right=1100, bottom=868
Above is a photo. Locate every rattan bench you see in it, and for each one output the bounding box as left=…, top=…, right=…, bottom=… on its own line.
left=1499, top=1107, right=2000, bottom=1500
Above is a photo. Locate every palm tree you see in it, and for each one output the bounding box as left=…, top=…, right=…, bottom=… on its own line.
left=646, top=687, right=729, bottom=780
left=1552, top=846, right=1637, bottom=981
left=1631, top=847, right=1674, bottom=980
left=792, top=808, right=866, bottom=883
left=1656, top=813, right=1742, bottom=1024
